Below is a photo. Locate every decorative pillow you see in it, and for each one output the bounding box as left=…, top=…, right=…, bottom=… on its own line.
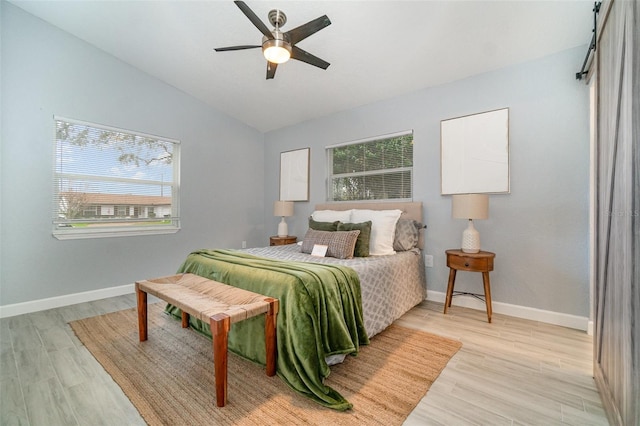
left=337, top=221, right=372, bottom=257
left=308, top=217, right=340, bottom=231
left=300, top=229, right=360, bottom=259
left=311, top=209, right=352, bottom=223
left=350, top=209, right=402, bottom=256
left=393, top=219, right=424, bottom=251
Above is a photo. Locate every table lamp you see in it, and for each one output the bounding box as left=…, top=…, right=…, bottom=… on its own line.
left=273, top=200, right=294, bottom=237
left=452, top=194, right=489, bottom=253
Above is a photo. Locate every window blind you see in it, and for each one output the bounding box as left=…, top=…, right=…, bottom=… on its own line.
left=327, top=131, right=413, bottom=202
left=52, top=116, right=180, bottom=239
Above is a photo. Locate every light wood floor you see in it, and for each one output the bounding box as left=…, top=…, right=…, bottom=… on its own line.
left=1, top=295, right=609, bottom=425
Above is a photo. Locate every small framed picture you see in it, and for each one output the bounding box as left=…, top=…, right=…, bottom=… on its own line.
left=280, top=147, right=310, bottom=201
left=311, top=244, right=328, bottom=257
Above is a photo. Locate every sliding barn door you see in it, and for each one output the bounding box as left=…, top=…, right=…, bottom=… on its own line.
left=594, top=1, right=639, bottom=425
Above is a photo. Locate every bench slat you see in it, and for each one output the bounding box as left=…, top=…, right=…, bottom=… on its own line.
left=136, top=274, right=272, bottom=324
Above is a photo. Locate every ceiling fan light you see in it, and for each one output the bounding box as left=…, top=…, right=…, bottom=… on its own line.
left=263, top=39, right=291, bottom=64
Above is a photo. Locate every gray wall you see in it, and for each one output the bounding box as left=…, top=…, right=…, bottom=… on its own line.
left=264, top=46, right=590, bottom=317
left=1, top=3, right=265, bottom=305
left=1, top=1, right=591, bottom=319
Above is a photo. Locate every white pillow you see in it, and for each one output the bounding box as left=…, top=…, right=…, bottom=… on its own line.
left=350, top=209, right=402, bottom=256
left=311, top=209, right=353, bottom=223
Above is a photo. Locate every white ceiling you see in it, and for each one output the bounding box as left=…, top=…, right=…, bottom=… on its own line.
left=11, top=0, right=593, bottom=133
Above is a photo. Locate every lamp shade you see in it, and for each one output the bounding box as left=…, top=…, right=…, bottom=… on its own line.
left=273, top=200, right=294, bottom=217
left=452, top=194, right=489, bottom=220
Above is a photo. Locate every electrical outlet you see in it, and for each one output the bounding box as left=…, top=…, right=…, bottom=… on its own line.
left=424, top=254, right=434, bottom=268
left=242, top=241, right=247, bottom=248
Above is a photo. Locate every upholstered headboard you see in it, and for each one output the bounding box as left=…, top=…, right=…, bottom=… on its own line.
left=314, top=201, right=424, bottom=249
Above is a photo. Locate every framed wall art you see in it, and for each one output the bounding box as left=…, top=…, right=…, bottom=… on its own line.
left=279, top=147, right=310, bottom=201
left=441, top=108, right=510, bottom=194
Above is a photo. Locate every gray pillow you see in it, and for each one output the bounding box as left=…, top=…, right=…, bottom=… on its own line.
left=393, top=219, right=424, bottom=251
left=301, top=229, right=360, bottom=259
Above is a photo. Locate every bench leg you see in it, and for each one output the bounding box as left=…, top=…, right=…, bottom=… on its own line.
left=136, top=286, right=148, bottom=342
left=264, top=298, right=278, bottom=377
left=210, top=313, right=230, bottom=407
left=181, top=311, right=190, bottom=328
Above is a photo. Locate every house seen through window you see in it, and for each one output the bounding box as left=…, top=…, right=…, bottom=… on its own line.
left=327, top=131, right=413, bottom=201
left=53, top=116, right=180, bottom=239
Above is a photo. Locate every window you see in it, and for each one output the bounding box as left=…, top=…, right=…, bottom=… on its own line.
left=53, top=116, right=180, bottom=239
left=327, top=131, right=413, bottom=201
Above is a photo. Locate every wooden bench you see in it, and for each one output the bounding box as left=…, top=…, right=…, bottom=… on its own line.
left=135, top=273, right=279, bottom=407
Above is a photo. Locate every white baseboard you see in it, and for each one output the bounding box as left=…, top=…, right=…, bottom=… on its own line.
left=0, top=284, right=135, bottom=318
left=427, top=290, right=591, bottom=332
left=0, top=285, right=594, bottom=334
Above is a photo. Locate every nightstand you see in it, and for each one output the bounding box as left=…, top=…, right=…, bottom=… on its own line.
left=444, top=249, right=496, bottom=323
left=269, top=236, right=297, bottom=246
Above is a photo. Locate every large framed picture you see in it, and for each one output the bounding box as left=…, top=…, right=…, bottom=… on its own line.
left=441, top=108, right=510, bottom=194
left=279, top=148, right=310, bottom=201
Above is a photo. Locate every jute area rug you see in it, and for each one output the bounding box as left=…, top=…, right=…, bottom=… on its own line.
left=70, top=303, right=461, bottom=425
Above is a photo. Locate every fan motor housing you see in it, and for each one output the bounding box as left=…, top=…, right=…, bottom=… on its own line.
left=262, top=31, right=292, bottom=63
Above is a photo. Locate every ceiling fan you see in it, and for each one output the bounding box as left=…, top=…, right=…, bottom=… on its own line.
left=214, top=1, right=331, bottom=79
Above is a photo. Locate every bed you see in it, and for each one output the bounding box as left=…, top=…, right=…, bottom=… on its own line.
left=168, top=202, right=426, bottom=410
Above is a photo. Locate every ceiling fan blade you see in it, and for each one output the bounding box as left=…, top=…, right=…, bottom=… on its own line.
left=291, top=46, right=330, bottom=70
left=266, top=62, right=278, bottom=79
left=234, top=1, right=274, bottom=40
left=214, top=45, right=261, bottom=52
left=286, top=15, right=331, bottom=45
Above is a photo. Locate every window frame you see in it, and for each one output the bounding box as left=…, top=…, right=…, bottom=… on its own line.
left=52, top=116, right=181, bottom=240
left=326, top=130, right=414, bottom=202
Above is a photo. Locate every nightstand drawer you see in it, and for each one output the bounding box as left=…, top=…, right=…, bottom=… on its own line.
left=447, top=254, right=493, bottom=272
left=270, top=236, right=297, bottom=246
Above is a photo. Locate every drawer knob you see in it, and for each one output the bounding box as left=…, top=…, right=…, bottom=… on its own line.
left=465, top=263, right=470, bottom=267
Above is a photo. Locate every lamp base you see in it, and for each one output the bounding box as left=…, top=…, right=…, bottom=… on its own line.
left=277, top=217, right=288, bottom=237
left=461, top=219, right=481, bottom=253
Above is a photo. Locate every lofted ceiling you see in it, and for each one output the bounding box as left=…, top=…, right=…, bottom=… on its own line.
left=10, top=0, right=593, bottom=132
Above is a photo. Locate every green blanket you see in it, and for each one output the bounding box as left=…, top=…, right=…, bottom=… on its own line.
left=165, top=249, right=369, bottom=410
